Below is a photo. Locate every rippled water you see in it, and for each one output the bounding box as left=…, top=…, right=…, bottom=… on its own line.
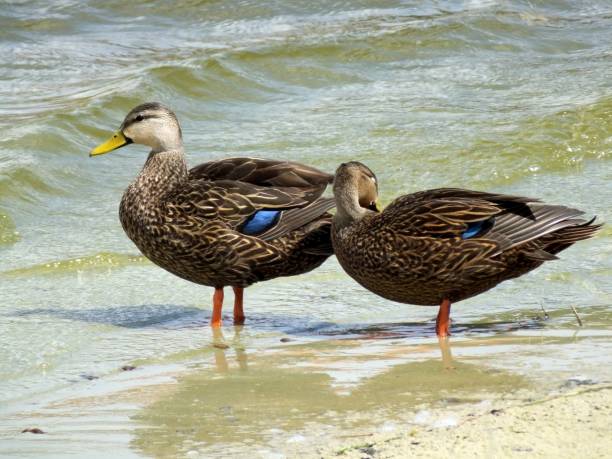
left=1, top=1, right=611, bottom=458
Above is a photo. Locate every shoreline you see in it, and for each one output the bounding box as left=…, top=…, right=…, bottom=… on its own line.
left=318, top=383, right=612, bottom=458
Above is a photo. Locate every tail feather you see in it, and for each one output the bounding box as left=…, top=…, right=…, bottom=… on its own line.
left=541, top=217, right=602, bottom=254
left=491, top=203, right=600, bottom=255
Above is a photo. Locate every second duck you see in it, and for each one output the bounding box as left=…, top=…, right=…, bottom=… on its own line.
left=331, top=161, right=601, bottom=337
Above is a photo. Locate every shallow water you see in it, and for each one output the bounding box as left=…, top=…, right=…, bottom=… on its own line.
left=1, top=1, right=611, bottom=458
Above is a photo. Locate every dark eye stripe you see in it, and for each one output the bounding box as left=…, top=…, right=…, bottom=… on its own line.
left=135, top=114, right=156, bottom=122
left=124, top=113, right=157, bottom=128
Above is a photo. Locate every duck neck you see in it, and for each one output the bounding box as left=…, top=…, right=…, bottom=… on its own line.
left=131, top=149, right=188, bottom=203
left=333, top=187, right=368, bottom=231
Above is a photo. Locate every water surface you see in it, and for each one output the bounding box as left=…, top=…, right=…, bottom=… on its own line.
left=1, top=1, right=611, bottom=458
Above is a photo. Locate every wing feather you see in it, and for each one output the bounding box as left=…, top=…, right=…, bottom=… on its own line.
left=258, top=197, right=335, bottom=240
left=167, top=157, right=334, bottom=237
left=378, top=188, right=597, bottom=257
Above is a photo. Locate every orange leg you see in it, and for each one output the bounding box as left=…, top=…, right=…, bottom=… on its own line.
left=211, top=287, right=224, bottom=328
left=435, top=298, right=452, bottom=337
left=232, top=287, right=245, bottom=325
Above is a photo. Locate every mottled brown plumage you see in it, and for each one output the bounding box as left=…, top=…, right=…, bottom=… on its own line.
left=331, top=161, right=601, bottom=336
left=91, top=102, right=334, bottom=326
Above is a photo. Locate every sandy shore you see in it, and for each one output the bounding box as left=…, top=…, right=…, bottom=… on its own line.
left=318, top=383, right=612, bottom=459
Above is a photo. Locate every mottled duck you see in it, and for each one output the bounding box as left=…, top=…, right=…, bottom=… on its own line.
left=331, top=161, right=601, bottom=337
left=90, top=102, right=335, bottom=327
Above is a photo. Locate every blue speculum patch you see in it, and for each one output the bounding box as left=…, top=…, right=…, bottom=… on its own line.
left=462, top=221, right=486, bottom=239
left=242, top=210, right=281, bottom=235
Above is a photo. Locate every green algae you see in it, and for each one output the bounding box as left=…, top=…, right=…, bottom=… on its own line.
left=0, top=212, right=19, bottom=246
left=0, top=252, right=149, bottom=278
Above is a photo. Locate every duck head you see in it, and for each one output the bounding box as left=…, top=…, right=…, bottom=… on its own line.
left=90, top=102, right=183, bottom=156
left=333, top=161, right=380, bottom=228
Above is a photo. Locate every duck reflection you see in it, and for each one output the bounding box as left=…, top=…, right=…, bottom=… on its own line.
left=211, top=325, right=455, bottom=374
left=132, top=333, right=525, bottom=458
left=438, top=337, right=455, bottom=370
left=212, top=326, right=248, bottom=373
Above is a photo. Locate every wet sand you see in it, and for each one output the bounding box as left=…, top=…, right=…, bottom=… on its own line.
left=321, top=383, right=612, bottom=459
left=5, top=327, right=611, bottom=458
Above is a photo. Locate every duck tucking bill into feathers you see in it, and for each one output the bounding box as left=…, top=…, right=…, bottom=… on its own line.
left=331, top=161, right=602, bottom=337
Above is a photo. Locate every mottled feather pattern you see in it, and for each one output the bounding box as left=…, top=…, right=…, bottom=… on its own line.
left=332, top=188, right=600, bottom=306
left=120, top=153, right=334, bottom=289
left=189, top=157, right=333, bottom=190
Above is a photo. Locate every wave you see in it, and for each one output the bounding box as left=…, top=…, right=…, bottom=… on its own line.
left=0, top=0, right=610, bottom=207
left=456, top=96, right=612, bottom=186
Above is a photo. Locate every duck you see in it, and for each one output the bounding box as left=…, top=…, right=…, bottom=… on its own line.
left=331, top=161, right=601, bottom=337
left=90, top=102, right=335, bottom=327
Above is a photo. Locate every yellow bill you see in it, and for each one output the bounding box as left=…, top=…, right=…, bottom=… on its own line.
left=90, top=131, right=131, bottom=157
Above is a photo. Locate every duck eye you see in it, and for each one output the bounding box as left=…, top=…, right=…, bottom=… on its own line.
left=135, top=115, right=144, bottom=122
